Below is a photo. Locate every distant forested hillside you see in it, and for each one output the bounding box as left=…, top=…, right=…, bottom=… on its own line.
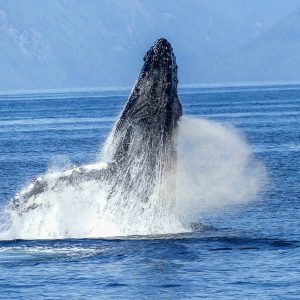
left=0, top=0, right=299, bottom=90
left=203, top=8, right=300, bottom=83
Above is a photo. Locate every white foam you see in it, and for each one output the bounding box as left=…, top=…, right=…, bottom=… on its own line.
left=0, top=117, right=265, bottom=240
left=176, top=117, right=266, bottom=219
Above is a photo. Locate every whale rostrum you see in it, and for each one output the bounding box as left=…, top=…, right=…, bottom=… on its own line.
left=12, top=38, right=182, bottom=214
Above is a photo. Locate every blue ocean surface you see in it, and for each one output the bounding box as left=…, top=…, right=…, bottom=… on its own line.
left=0, top=85, right=299, bottom=299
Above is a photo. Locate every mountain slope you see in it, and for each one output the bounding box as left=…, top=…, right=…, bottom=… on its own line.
left=0, top=0, right=299, bottom=90
left=204, top=9, right=300, bottom=83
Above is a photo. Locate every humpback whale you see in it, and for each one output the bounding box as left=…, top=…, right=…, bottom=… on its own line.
left=12, top=38, right=182, bottom=217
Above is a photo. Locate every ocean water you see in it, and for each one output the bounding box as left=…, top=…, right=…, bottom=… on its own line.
left=0, top=85, right=299, bottom=299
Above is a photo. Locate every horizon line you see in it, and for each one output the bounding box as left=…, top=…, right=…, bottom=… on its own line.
left=1, top=80, right=300, bottom=96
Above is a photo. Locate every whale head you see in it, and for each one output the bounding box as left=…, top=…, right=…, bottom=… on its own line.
left=111, top=38, right=182, bottom=164
left=100, top=38, right=182, bottom=207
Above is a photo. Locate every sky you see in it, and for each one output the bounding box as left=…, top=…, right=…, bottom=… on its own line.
left=1, top=0, right=300, bottom=91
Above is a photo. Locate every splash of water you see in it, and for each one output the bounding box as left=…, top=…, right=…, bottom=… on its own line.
left=0, top=117, right=265, bottom=240
left=176, top=117, right=266, bottom=222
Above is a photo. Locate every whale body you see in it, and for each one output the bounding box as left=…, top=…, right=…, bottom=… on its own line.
left=12, top=38, right=182, bottom=216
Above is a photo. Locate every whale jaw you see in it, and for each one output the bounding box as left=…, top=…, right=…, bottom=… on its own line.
left=119, top=38, right=181, bottom=131
left=111, top=38, right=182, bottom=165
left=103, top=38, right=182, bottom=208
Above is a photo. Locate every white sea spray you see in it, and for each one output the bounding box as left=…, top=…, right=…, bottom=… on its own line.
left=0, top=117, right=265, bottom=240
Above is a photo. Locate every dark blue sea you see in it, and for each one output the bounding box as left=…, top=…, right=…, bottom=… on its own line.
left=0, top=85, right=299, bottom=299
